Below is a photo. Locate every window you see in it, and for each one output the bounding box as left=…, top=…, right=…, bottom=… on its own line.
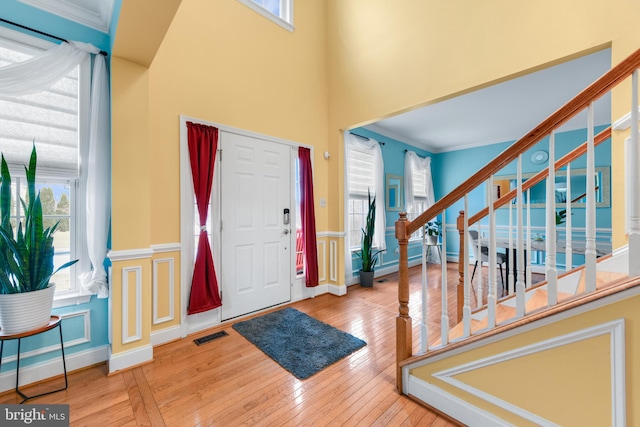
left=346, top=134, right=385, bottom=252
left=238, top=0, right=294, bottom=32
left=407, top=164, right=428, bottom=239
left=404, top=151, right=434, bottom=240
left=0, top=28, right=90, bottom=302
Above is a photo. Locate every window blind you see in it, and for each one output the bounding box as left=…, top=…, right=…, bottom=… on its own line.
left=348, top=143, right=375, bottom=197
left=0, top=40, right=79, bottom=178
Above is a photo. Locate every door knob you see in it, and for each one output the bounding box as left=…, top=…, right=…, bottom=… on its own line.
left=283, top=229, right=290, bottom=235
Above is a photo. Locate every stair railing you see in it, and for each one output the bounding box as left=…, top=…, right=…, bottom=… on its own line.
left=395, top=48, right=640, bottom=392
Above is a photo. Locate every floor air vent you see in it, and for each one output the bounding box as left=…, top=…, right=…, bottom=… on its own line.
left=194, top=331, right=229, bottom=346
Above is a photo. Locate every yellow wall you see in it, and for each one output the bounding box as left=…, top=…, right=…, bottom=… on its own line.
left=110, top=0, right=640, bottom=365
left=410, top=294, right=640, bottom=425
left=147, top=0, right=329, bottom=245
left=326, top=0, right=640, bottom=248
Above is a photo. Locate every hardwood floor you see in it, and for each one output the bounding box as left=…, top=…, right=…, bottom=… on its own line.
left=0, top=264, right=463, bottom=426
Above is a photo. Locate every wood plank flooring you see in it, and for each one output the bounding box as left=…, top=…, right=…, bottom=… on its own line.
left=0, top=264, right=463, bottom=426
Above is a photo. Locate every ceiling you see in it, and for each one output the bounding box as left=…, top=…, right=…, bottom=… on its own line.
left=18, top=0, right=115, bottom=33
left=365, top=48, right=612, bottom=153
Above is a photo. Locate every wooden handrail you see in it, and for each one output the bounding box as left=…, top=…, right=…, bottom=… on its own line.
left=467, top=126, right=611, bottom=226
left=395, top=47, right=640, bottom=392
left=403, top=48, right=640, bottom=237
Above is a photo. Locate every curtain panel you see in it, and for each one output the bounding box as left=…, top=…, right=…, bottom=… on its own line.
left=187, top=122, right=222, bottom=314
left=298, top=147, right=319, bottom=287
left=0, top=40, right=111, bottom=298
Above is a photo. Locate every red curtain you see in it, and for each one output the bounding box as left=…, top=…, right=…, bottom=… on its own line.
left=187, top=122, right=222, bottom=314
left=298, top=147, right=319, bottom=287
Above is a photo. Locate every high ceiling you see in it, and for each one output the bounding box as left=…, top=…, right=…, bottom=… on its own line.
left=365, top=48, right=612, bottom=153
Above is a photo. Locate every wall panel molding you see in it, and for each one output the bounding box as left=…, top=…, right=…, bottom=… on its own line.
left=122, top=266, right=143, bottom=345
left=153, top=257, right=175, bottom=325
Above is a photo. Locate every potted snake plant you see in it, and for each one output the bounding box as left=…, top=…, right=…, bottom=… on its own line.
left=0, top=145, right=78, bottom=334
left=356, top=190, right=383, bottom=287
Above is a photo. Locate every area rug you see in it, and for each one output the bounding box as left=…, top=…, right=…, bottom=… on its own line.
left=232, top=307, right=367, bottom=379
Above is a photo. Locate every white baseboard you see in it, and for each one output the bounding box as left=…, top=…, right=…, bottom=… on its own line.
left=327, top=284, right=347, bottom=296
left=108, top=344, right=153, bottom=374
left=0, top=345, right=109, bottom=393
left=406, top=376, right=511, bottom=427
left=151, top=325, right=182, bottom=347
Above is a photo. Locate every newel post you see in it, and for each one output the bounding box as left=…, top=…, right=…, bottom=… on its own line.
left=457, top=210, right=465, bottom=323
left=395, top=212, right=412, bottom=393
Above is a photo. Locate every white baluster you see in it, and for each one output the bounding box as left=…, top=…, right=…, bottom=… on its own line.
left=440, top=210, right=449, bottom=345
left=629, top=70, right=640, bottom=277
left=488, top=175, right=497, bottom=328
left=565, top=163, right=573, bottom=271
left=420, top=225, right=428, bottom=352
left=585, top=103, right=597, bottom=292
left=508, top=201, right=514, bottom=293
left=516, top=155, right=525, bottom=317
left=476, top=222, right=483, bottom=307
left=526, top=188, right=532, bottom=288
left=546, top=131, right=558, bottom=305
left=463, top=195, right=471, bottom=337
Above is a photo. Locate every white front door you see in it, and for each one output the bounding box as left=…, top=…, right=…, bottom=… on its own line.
left=220, top=131, right=293, bottom=320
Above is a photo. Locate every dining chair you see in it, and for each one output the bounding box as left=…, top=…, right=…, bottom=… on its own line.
left=468, top=230, right=506, bottom=290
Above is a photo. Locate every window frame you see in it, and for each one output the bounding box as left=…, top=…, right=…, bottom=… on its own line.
left=0, top=26, right=91, bottom=307
left=237, top=0, right=294, bottom=32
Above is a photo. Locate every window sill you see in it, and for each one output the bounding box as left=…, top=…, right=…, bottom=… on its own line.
left=53, top=291, right=93, bottom=308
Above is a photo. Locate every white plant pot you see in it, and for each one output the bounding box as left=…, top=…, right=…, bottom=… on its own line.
left=0, top=284, right=55, bottom=334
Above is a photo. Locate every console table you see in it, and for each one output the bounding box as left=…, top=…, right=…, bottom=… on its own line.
left=0, top=315, right=67, bottom=403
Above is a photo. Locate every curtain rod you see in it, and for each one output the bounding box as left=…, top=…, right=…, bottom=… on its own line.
left=0, top=18, right=108, bottom=56
left=349, top=132, right=385, bottom=145
left=405, top=149, right=426, bottom=158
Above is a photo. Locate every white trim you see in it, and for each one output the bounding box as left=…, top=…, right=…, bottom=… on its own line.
left=153, top=257, right=175, bottom=325
left=150, top=326, right=182, bottom=347
left=108, top=248, right=154, bottom=261
left=0, top=310, right=91, bottom=365
left=121, top=266, right=143, bottom=345
left=151, top=243, right=181, bottom=253
left=431, top=319, right=625, bottom=426
left=329, top=240, right=338, bottom=282
left=612, top=106, right=640, bottom=130
left=317, top=240, right=326, bottom=282
left=237, top=0, right=294, bottom=32
left=53, top=292, right=92, bottom=308
left=0, top=344, right=109, bottom=393
left=108, top=344, right=153, bottom=374
left=317, top=231, right=346, bottom=238
left=18, top=0, right=114, bottom=33
left=179, top=115, right=309, bottom=150
left=407, top=376, right=513, bottom=427
left=327, top=284, right=347, bottom=296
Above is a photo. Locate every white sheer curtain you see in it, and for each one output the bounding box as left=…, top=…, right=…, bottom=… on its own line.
left=405, top=151, right=436, bottom=260
left=404, top=151, right=435, bottom=214
left=344, top=133, right=386, bottom=282
left=0, top=40, right=111, bottom=298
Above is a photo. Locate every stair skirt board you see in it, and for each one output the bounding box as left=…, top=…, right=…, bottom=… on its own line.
left=404, top=316, right=628, bottom=427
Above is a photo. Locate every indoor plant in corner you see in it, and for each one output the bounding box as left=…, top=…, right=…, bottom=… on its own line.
left=356, top=190, right=383, bottom=288
left=0, top=145, right=78, bottom=334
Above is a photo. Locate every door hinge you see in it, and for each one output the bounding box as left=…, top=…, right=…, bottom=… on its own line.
left=218, top=149, right=222, bottom=161
left=220, top=220, right=223, bottom=232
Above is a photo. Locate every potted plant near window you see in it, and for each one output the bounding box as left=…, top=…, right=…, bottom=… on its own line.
left=424, top=220, right=442, bottom=245
left=356, top=190, right=383, bottom=287
left=0, top=145, right=78, bottom=334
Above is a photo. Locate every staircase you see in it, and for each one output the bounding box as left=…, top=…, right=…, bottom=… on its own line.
left=394, top=48, right=640, bottom=426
